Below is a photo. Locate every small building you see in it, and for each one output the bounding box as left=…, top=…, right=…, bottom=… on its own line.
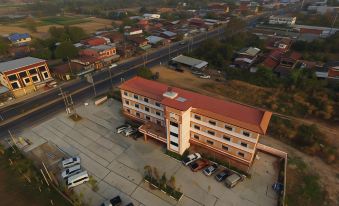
left=101, top=32, right=124, bottom=44
left=0, top=57, right=53, bottom=98
left=146, top=36, right=169, bottom=45
left=207, top=3, right=230, bottom=14
left=268, top=15, right=296, bottom=26
left=160, top=31, right=177, bottom=40
left=316, top=61, right=339, bottom=81
left=127, top=36, right=151, bottom=50
left=117, top=45, right=136, bottom=58
left=8, top=45, right=31, bottom=58
left=262, top=49, right=283, bottom=69
left=234, top=47, right=261, bottom=69
left=171, top=55, right=208, bottom=70
left=81, top=37, right=109, bottom=46
left=265, top=37, right=292, bottom=53
left=124, top=28, right=143, bottom=36
left=79, top=44, right=117, bottom=60
left=274, top=52, right=302, bottom=76
left=143, top=13, right=161, bottom=20
left=8, top=33, right=31, bottom=45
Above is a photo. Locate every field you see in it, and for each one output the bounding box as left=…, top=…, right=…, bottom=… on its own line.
left=0, top=16, right=113, bottom=39
left=41, top=16, right=91, bottom=26
left=0, top=155, right=72, bottom=206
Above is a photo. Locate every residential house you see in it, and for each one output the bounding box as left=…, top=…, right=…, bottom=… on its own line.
left=127, top=36, right=151, bottom=50
left=265, top=37, right=292, bottom=53
left=0, top=57, right=53, bottom=98
left=160, top=31, right=177, bottom=40
left=207, top=3, right=230, bottom=14
left=234, top=47, right=261, bottom=69
left=8, top=33, right=31, bottom=45
left=79, top=44, right=118, bottom=61
left=124, top=28, right=143, bottom=36
left=8, top=45, right=31, bottom=58
left=119, top=77, right=272, bottom=172
left=262, top=49, right=283, bottom=70
left=268, top=15, right=297, bottom=26
left=51, top=62, right=83, bottom=81
left=143, top=13, right=161, bottom=20
left=146, top=36, right=170, bottom=46
left=316, top=61, right=339, bottom=81
left=81, top=37, right=109, bottom=46
left=274, top=52, right=302, bottom=76
left=101, top=32, right=124, bottom=44
left=117, top=45, right=136, bottom=58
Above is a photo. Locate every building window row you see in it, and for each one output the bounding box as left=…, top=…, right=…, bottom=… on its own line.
left=170, top=121, right=179, bottom=127
left=123, top=91, right=162, bottom=108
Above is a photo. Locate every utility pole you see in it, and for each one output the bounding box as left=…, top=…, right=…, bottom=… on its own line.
left=107, top=67, right=113, bottom=88
left=330, top=12, right=338, bottom=36
left=59, top=87, right=77, bottom=117
left=8, top=130, right=17, bottom=153
left=67, top=56, right=73, bottom=76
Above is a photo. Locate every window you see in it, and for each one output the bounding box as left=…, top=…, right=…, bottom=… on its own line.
left=193, top=134, right=199, bottom=140
left=238, top=152, right=245, bottom=158
left=134, top=94, right=138, bottom=99
left=136, top=112, right=140, bottom=117
left=29, top=69, right=37, bottom=75
left=206, top=140, right=214, bottom=145
left=207, top=130, right=215, bottom=136
left=31, top=76, right=39, bottom=82
left=194, top=115, right=201, bottom=120
left=124, top=91, right=128, bottom=96
left=145, top=107, right=150, bottom=112
left=146, top=116, right=151, bottom=120
left=241, top=142, right=248, bottom=148
left=194, top=125, right=200, bottom=130
left=225, top=125, right=233, bottom=131
left=125, top=100, right=129, bottom=105
left=43, top=72, right=49, bottom=79
left=156, top=120, right=161, bottom=125
left=222, top=145, right=228, bottom=151
left=170, top=132, right=178, bottom=137
left=126, top=109, right=130, bottom=113
left=19, top=72, right=27, bottom=78
left=8, top=75, right=17, bottom=81
left=170, top=141, right=179, bottom=147
left=170, top=121, right=178, bottom=127
left=135, top=104, right=139, bottom=108
left=156, top=111, right=161, bottom=116
left=243, top=131, right=250, bottom=137
left=23, top=78, right=30, bottom=84
left=38, top=66, right=46, bottom=72
left=209, top=120, right=216, bottom=126
left=144, top=98, right=148, bottom=103
left=223, top=136, right=231, bottom=141
left=155, top=102, right=161, bottom=107
left=11, top=82, right=20, bottom=89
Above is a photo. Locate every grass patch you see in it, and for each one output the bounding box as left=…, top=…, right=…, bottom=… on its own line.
left=165, top=150, right=184, bottom=161
left=286, top=156, right=327, bottom=206
left=41, top=16, right=90, bottom=26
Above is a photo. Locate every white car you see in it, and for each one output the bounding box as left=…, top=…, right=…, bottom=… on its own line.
left=109, top=63, right=118, bottom=69
left=62, top=156, right=80, bottom=168
left=182, top=153, right=201, bottom=166
left=124, top=128, right=138, bottom=136
left=61, top=164, right=82, bottom=179
left=66, top=171, right=89, bottom=189
left=116, top=124, right=131, bottom=134
left=199, top=75, right=211, bottom=79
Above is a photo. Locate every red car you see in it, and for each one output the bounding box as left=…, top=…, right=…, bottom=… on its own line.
left=189, top=159, right=210, bottom=172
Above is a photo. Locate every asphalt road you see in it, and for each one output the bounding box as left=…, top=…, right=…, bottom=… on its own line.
left=0, top=26, right=225, bottom=132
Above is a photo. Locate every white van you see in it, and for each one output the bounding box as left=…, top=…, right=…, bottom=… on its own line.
left=62, top=156, right=80, bottom=168
left=61, top=164, right=81, bottom=179
left=66, top=171, right=89, bottom=189
left=109, top=63, right=118, bottom=69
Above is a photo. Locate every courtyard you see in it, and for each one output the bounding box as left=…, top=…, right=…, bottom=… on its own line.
left=12, top=98, right=279, bottom=206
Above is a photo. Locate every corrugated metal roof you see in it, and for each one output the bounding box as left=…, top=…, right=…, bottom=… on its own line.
left=8, top=33, right=30, bottom=42
left=172, top=55, right=208, bottom=69
left=0, top=57, right=45, bottom=73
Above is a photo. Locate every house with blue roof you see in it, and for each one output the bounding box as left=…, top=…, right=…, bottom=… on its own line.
left=8, top=33, right=31, bottom=45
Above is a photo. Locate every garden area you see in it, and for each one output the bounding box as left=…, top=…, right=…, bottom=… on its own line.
left=0, top=145, right=72, bottom=206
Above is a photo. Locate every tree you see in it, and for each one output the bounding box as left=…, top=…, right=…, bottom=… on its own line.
left=66, top=26, right=87, bottom=43
left=137, top=67, right=153, bottom=79
left=0, top=38, right=9, bottom=55
left=294, top=124, right=323, bottom=147
left=55, top=41, right=78, bottom=60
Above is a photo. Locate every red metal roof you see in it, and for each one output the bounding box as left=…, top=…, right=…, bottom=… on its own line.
left=119, top=77, right=272, bottom=134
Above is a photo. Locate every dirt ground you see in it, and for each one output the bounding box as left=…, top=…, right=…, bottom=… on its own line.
left=151, top=65, right=339, bottom=205
left=0, top=17, right=114, bottom=39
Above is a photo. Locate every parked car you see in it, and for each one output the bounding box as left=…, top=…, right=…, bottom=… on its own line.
left=124, top=128, right=138, bottom=136
left=199, top=74, right=211, bottom=79
left=61, top=164, right=81, bottom=179
left=116, top=124, right=131, bottom=134
left=101, top=195, right=122, bottom=206
left=215, top=169, right=232, bottom=182
left=179, top=41, right=187, bottom=45
left=189, top=159, right=210, bottom=172
left=182, top=153, right=201, bottom=166
left=66, top=171, right=89, bottom=189
left=225, top=173, right=242, bottom=188
left=109, top=63, right=118, bottom=69
left=203, top=163, right=218, bottom=176
left=62, top=156, right=80, bottom=168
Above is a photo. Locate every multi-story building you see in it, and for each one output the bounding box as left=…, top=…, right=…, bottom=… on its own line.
left=0, top=57, right=53, bottom=97
left=119, top=77, right=272, bottom=172
left=268, top=15, right=296, bottom=26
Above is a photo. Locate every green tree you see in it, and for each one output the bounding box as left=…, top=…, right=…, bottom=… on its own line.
left=55, top=41, right=78, bottom=60
left=137, top=67, right=153, bottom=79
left=294, top=124, right=323, bottom=147
left=65, top=26, right=87, bottom=43
left=0, top=38, right=9, bottom=55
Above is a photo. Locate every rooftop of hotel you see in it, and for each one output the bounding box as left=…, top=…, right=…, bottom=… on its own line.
left=0, top=57, right=46, bottom=73
left=119, top=77, right=272, bottom=134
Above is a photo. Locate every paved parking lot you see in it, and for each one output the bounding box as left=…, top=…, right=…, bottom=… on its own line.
left=16, top=99, right=279, bottom=206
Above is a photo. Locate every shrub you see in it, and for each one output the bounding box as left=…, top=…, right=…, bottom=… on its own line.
left=293, top=124, right=323, bottom=147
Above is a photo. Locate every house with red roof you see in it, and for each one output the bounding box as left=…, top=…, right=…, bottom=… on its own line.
left=119, top=77, right=272, bottom=172
left=274, top=51, right=302, bottom=76
left=262, top=49, right=283, bottom=69
left=81, top=37, right=109, bottom=46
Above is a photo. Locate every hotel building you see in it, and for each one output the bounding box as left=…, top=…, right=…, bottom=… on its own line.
left=119, top=77, right=272, bottom=172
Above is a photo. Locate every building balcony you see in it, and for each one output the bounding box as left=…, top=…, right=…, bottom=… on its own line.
left=138, top=122, right=167, bottom=143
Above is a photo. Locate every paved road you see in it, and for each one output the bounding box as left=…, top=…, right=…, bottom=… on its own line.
left=0, top=26, right=226, bottom=131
